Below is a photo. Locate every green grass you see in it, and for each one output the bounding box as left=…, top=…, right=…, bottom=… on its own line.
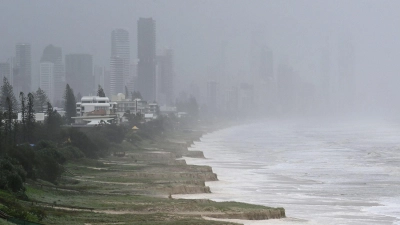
left=43, top=211, right=238, bottom=225
left=0, top=123, right=284, bottom=225
left=0, top=219, right=15, bottom=225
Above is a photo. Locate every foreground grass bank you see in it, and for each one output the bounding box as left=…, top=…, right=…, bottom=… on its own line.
left=1, top=124, right=285, bottom=225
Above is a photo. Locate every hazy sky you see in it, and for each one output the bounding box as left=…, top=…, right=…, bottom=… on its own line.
left=1, top=0, right=400, bottom=107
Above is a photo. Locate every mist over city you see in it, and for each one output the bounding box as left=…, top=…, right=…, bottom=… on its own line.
left=1, top=1, right=400, bottom=225
left=1, top=0, right=400, bottom=119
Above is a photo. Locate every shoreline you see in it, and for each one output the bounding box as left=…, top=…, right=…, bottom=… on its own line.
left=174, top=124, right=322, bottom=225
left=2, top=121, right=285, bottom=225
left=173, top=123, right=287, bottom=224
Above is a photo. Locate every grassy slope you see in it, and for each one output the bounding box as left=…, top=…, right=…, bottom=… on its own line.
left=0, top=125, right=284, bottom=225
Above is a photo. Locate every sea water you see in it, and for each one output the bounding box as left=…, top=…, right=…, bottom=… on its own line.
left=183, top=119, right=400, bottom=224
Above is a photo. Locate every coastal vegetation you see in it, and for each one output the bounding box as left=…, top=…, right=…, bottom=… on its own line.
left=0, top=80, right=285, bottom=224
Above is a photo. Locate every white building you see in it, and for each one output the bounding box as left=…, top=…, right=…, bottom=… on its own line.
left=112, top=93, right=148, bottom=115
left=39, top=62, right=55, bottom=103
left=110, top=28, right=131, bottom=96
left=73, top=96, right=117, bottom=125
left=18, top=113, right=45, bottom=123
left=110, top=56, right=124, bottom=96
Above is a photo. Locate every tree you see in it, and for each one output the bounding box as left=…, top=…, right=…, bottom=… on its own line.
left=131, top=91, right=142, bottom=100
left=64, top=84, right=76, bottom=124
left=0, top=77, right=18, bottom=112
left=19, top=92, right=27, bottom=142
left=0, top=110, right=3, bottom=154
left=188, top=96, right=199, bottom=118
left=45, top=102, right=62, bottom=141
left=34, top=142, right=65, bottom=183
left=4, top=97, right=15, bottom=147
left=126, top=112, right=144, bottom=126
left=75, top=92, right=82, bottom=103
left=0, top=157, right=26, bottom=192
left=97, top=85, right=105, bottom=97
left=33, top=88, right=49, bottom=113
left=66, top=128, right=99, bottom=158
left=26, top=93, right=35, bottom=142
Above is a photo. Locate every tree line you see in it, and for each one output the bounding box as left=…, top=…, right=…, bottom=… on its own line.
left=0, top=78, right=171, bottom=193
left=0, top=78, right=197, bottom=222
left=0, top=78, right=125, bottom=193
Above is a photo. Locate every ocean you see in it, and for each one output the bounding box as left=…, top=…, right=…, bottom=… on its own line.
left=180, top=119, right=400, bottom=225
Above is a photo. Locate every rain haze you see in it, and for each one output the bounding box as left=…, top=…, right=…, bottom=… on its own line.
left=1, top=0, right=400, bottom=116
left=2, top=1, right=400, bottom=225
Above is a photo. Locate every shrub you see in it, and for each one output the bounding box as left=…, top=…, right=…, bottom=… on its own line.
left=8, top=145, right=36, bottom=179
left=126, top=131, right=143, bottom=143
left=35, top=148, right=65, bottom=183
left=66, top=128, right=99, bottom=158
left=0, top=157, right=26, bottom=193
left=57, top=145, right=84, bottom=160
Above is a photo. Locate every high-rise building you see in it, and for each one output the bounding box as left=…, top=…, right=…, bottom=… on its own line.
left=65, top=54, right=94, bottom=96
left=126, top=62, right=136, bottom=97
left=39, top=62, right=55, bottom=104
left=40, top=45, right=65, bottom=103
left=207, top=81, right=219, bottom=113
left=103, top=69, right=111, bottom=96
left=110, top=28, right=130, bottom=96
left=137, top=18, right=156, bottom=102
left=238, top=83, right=254, bottom=113
left=109, top=56, right=124, bottom=96
left=94, top=65, right=105, bottom=91
left=260, top=46, right=273, bottom=79
left=111, top=29, right=130, bottom=61
left=226, top=86, right=239, bottom=115
left=14, top=43, right=31, bottom=94
left=277, top=63, right=296, bottom=113
left=256, top=46, right=275, bottom=112
left=157, top=49, right=174, bottom=105
left=41, top=44, right=62, bottom=63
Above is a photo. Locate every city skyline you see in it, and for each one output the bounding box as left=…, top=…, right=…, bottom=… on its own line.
left=110, top=28, right=130, bottom=96
left=137, top=17, right=157, bottom=102
left=1, top=1, right=400, bottom=115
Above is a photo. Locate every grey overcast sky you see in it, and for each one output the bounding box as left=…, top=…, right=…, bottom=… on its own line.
left=1, top=0, right=400, bottom=105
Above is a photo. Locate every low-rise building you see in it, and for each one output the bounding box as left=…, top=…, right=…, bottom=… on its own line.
left=18, top=113, right=45, bottom=123
left=112, top=93, right=148, bottom=115
left=100, top=93, right=161, bottom=123
left=159, top=105, right=176, bottom=116
left=73, top=96, right=118, bottom=125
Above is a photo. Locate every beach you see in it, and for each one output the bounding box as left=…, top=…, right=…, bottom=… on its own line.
left=177, top=118, right=400, bottom=225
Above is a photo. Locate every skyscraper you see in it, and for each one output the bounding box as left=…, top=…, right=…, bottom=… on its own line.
left=40, top=45, right=65, bottom=103
left=207, top=81, right=219, bottom=113
left=137, top=18, right=156, bottom=102
left=260, top=46, right=273, bottom=80
left=14, top=43, right=31, bottom=94
left=110, top=28, right=130, bottom=96
left=41, top=44, right=62, bottom=63
left=65, top=54, right=94, bottom=96
left=257, top=46, right=275, bottom=112
left=109, top=56, right=124, bottom=96
left=94, top=65, right=105, bottom=91
left=277, top=63, right=296, bottom=113
left=157, top=49, right=174, bottom=105
left=111, top=29, right=130, bottom=61
left=39, top=62, right=55, bottom=104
